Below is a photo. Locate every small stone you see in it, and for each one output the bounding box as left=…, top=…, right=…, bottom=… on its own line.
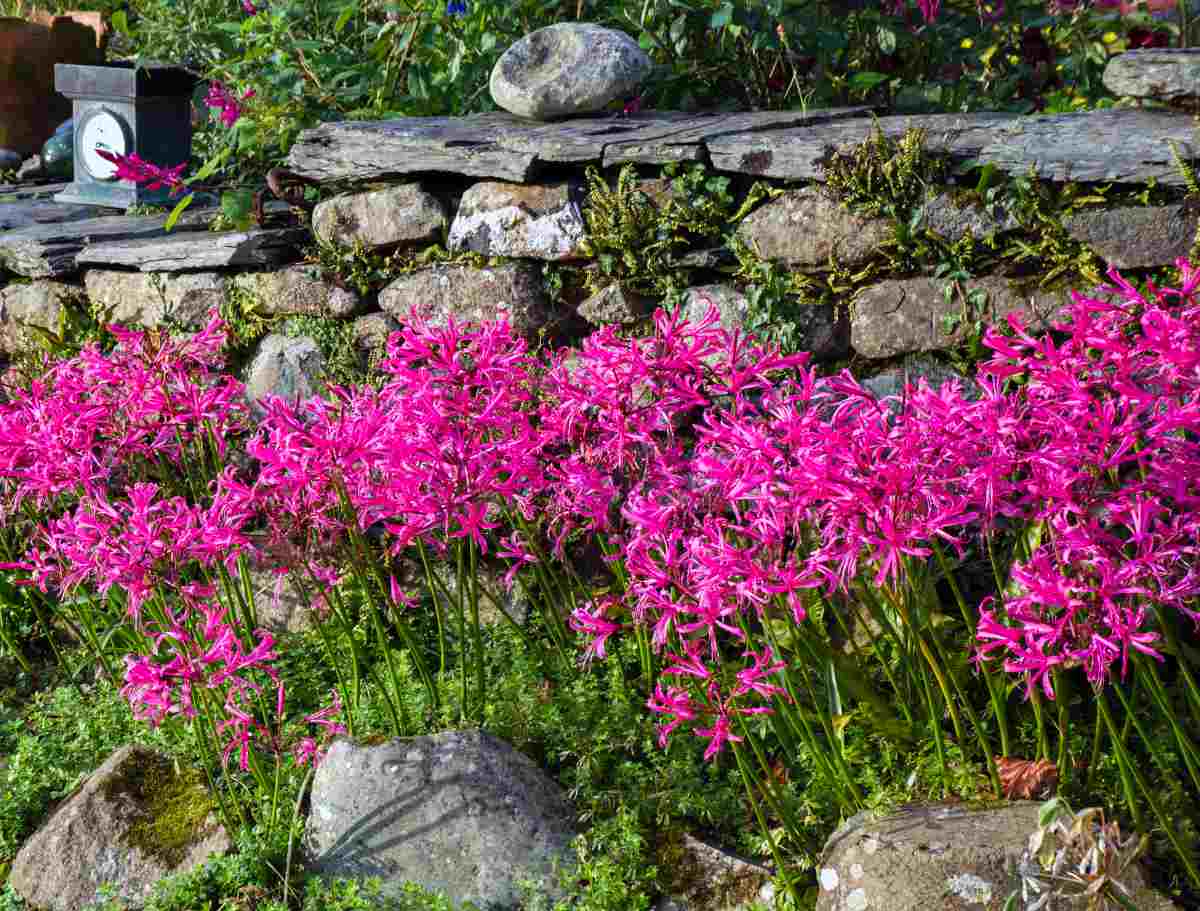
left=351, top=311, right=400, bottom=356
left=820, top=868, right=841, bottom=891
left=680, top=283, right=849, bottom=361
left=846, top=888, right=869, bottom=911
left=84, top=270, right=227, bottom=330
left=244, top=334, right=325, bottom=409
left=1062, top=204, right=1198, bottom=269
left=1103, top=48, right=1200, bottom=104
left=0, top=279, right=76, bottom=354
left=0, top=148, right=22, bottom=170
left=312, top=184, right=447, bottom=252
left=735, top=187, right=892, bottom=269
left=490, top=24, right=652, bottom=119
left=850, top=275, right=1067, bottom=359
left=233, top=265, right=364, bottom=318
left=577, top=283, right=653, bottom=326
left=378, top=262, right=554, bottom=338
left=915, top=189, right=1020, bottom=242
left=16, top=154, right=46, bottom=181
left=448, top=181, right=587, bottom=260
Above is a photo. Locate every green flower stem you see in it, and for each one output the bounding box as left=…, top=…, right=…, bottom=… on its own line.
left=416, top=539, right=449, bottom=679
left=1133, top=655, right=1200, bottom=795
left=1101, top=685, right=1200, bottom=888
left=731, top=739, right=801, bottom=908
left=920, top=660, right=949, bottom=795
left=931, top=540, right=1010, bottom=756
left=467, top=541, right=486, bottom=724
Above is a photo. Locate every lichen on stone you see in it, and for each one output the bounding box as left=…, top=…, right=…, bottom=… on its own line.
left=101, top=750, right=215, bottom=868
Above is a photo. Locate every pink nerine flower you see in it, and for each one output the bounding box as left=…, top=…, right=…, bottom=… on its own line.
left=205, top=82, right=255, bottom=128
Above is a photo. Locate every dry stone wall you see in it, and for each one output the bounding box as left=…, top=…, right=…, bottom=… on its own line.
left=0, top=100, right=1197, bottom=405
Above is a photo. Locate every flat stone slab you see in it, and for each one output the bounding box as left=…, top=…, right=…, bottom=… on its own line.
left=285, top=108, right=873, bottom=184
left=976, top=108, right=1198, bottom=185
left=1104, top=48, right=1200, bottom=103
left=0, top=208, right=216, bottom=278
left=77, top=226, right=308, bottom=271
left=708, top=112, right=1017, bottom=180
left=0, top=198, right=98, bottom=231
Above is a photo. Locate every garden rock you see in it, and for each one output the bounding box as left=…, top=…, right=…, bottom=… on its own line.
left=1103, top=48, right=1200, bottom=104
left=0, top=279, right=76, bottom=353
left=233, top=265, right=364, bottom=318
left=681, top=283, right=849, bottom=361
left=860, top=356, right=973, bottom=405
left=490, top=24, right=651, bottom=120
left=1062, top=204, right=1198, bottom=269
left=305, top=730, right=578, bottom=910
left=8, top=744, right=230, bottom=911
left=914, top=190, right=1020, bottom=242
left=448, top=181, right=587, bottom=261
left=312, top=184, right=447, bottom=252
left=84, top=271, right=227, bottom=330
left=351, top=312, right=400, bottom=360
left=850, top=275, right=1065, bottom=359
left=577, top=283, right=653, bottom=326
left=249, top=564, right=316, bottom=634
left=0, top=198, right=99, bottom=232
left=16, top=154, right=45, bottom=181
left=378, top=262, right=554, bottom=337
left=653, top=833, right=775, bottom=911
left=735, top=188, right=892, bottom=270
left=76, top=226, right=308, bottom=272
left=815, top=802, right=1177, bottom=911
left=244, top=333, right=326, bottom=409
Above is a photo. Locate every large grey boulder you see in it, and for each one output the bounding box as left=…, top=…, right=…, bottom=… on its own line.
left=244, top=333, right=326, bottom=408
left=233, top=265, right=363, bottom=318
left=850, top=275, right=1066, bottom=359
left=680, top=283, right=849, bottom=361
left=305, top=730, right=578, bottom=910
left=448, top=181, right=587, bottom=261
left=8, top=744, right=230, bottom=911
left=312, top=184, right=448, bottom=252
left=378, top=262, right=554, bottom=337
left=1062, top=204, right=1198, bottom=269
left=84, top=271, right=227, bottom=331
left=735, top=188, right=893, bottom=270
left=490, top=24, right=651, bottom=120
left=1103, top=48, right=1200, bottom=104
left=816, top=802, right=1175, bottom=911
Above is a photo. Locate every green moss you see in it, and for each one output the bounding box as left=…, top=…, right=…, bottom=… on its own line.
left=101, top=751, right=214, bottom=869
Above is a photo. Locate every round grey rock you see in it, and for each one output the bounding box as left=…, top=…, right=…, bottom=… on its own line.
left=305, top=730, right=578, bottom=910
left=490, top=24, right=652, bottom=120
left=1103, top=49, right=1200, bottom=104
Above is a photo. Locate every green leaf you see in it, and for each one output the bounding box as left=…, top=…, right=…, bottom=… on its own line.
left=709, top=2, right=733, bottom=29
left=164, top=193, right=196, bottom=232
left=190, top=147, right=230, bottom=183
left=111, top=10, right=130, bottom=36
left=876, top=25, right=897, bottom=55
left=334, top=5, right=356, bottom=34
left=849, top=71, right=890, bottom=91
left=220, top=189, right=255, bottom=231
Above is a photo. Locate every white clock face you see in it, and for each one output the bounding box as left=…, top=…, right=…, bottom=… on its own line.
left=78, top=110, right=130, bottom=180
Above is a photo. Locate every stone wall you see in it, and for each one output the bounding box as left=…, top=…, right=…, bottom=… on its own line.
left=0, top=102, right=1196, bottom=404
